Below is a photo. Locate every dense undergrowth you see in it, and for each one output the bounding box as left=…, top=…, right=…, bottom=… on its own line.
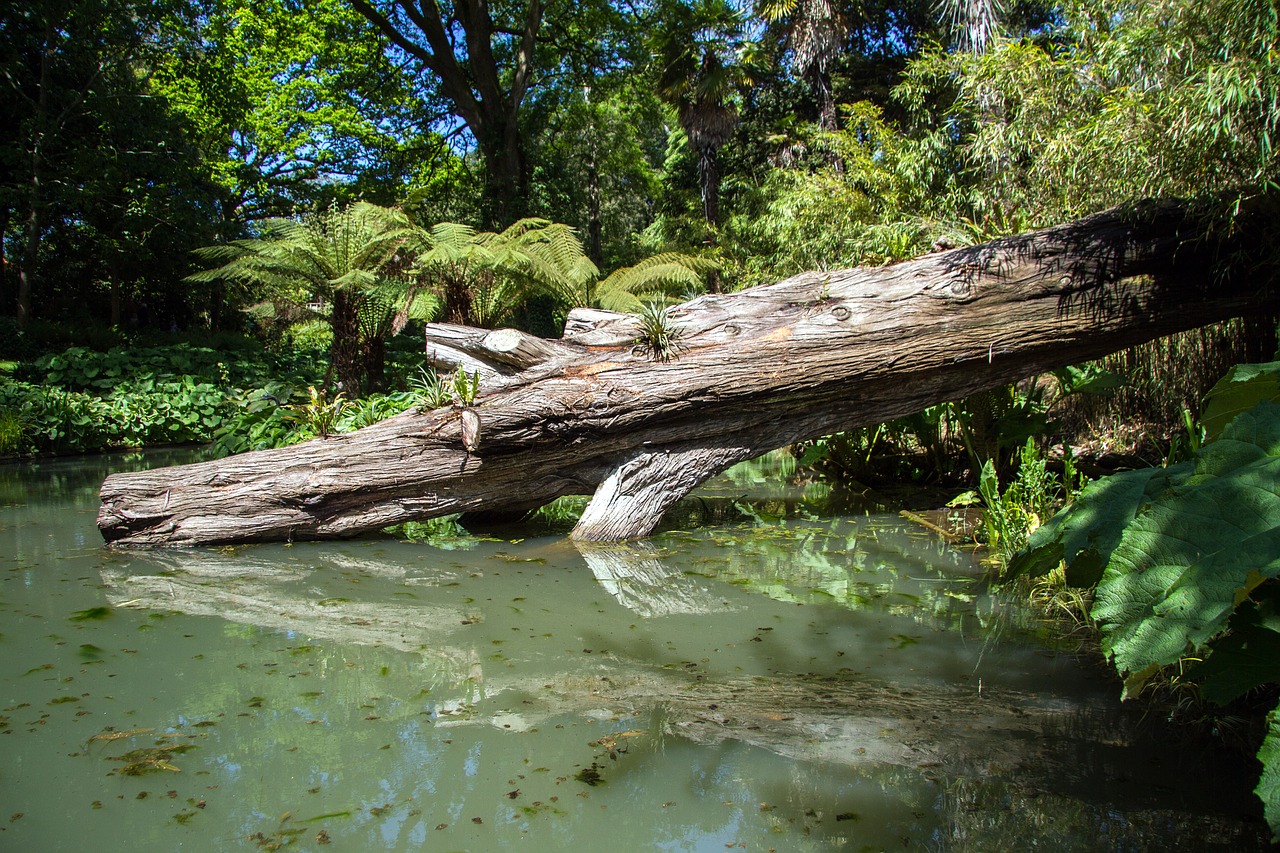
left=988, top=360, right=1280, bottom=835
left=0, top=331, right=428, bottom=457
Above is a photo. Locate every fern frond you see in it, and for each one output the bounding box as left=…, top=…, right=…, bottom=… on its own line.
left=596, top=253, right=717, bottom=308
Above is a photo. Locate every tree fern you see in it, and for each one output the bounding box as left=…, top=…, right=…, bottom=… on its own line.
left=596, top=253, right=718, bottom=313
left=187, top=202, right=420, bottom=395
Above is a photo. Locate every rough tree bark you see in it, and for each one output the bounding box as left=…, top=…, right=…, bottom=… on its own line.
left=98, top=201, right=1277, bottom=547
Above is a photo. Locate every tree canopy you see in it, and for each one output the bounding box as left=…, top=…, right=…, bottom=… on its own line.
left=6, top=0, right=1273, bottom=334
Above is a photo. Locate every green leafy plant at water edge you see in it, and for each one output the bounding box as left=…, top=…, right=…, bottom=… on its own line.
left=0, top=408, right=27, bottom=455
left=1007, top=361, right=1280, bottom=837
left=0, top=379, right=232, bottom=455
left=973, top=439, right=1073, bottom=570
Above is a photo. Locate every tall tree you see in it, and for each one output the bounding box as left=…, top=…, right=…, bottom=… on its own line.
left=188, top=202, right=420, bottom=395
left=0, top=0, right=183, bottom=327
left=155, top=0, right=435, bottom=229
left=348, top=0, right=640, bottom=229
left=650, top=0, right=756, bottom=233
left=756, top=0, right=847, bottom=130
left=348, top=0, right=548, bottom=228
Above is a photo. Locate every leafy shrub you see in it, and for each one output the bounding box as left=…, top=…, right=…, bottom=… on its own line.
left=0, top=408, right=25, bottom=455
left=208, top=386, right=421, bottom=458
left=0, top=383, right=111, bottom=454
left=0, top=375, right=232, bottom=455
left=1008, top=361, right=1280, bottom=836
left=974, top=439, right=1071, bottom=568
left=208, top=384, right=307, bottom=458
left=338, top=391, right=418, bottom=430
left=280, top=319, right=333, bottom=353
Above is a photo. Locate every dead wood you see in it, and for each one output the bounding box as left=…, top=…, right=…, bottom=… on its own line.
left=98, top=201, right=1277, bottom=547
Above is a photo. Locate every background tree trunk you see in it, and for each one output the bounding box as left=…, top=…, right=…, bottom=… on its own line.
left=98, top=201, right=1278, bottom=548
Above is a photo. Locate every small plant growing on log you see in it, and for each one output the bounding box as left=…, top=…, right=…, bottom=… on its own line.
left=633, top=303, right=686, bottom=363
left=451, top=368, right=482, bottom=406
left=410, top=367, right=453, bottom=411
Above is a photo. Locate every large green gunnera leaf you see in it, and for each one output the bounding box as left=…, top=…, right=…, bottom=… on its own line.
left=1256, top=704, right=1280, bottom=840
left=1192, top=590, right=1280, bottom=705
left=1005, top=463, right=1190, bottom=587
left=1093, top=402, right=1280, bottom=690
left=1200, top=361, right=1280, bottom=441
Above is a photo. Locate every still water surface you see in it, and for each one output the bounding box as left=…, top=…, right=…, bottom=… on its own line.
left=0, top=451, right=1270, bottom=851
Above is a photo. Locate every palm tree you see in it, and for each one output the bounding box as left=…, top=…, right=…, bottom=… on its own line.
left=939, top=0, right=1005, bottom=54
left=188, top=202, right=427, bottom=396
left=757, top=0, right=847, bottom=131
left=650, top=0, right=756, bottom=233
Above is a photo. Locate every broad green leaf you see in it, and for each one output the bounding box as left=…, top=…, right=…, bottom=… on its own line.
left=1194, top=614, right=1280, bottom=706
left=1254, top=704, right=1280, bottom=840
left=1193, top=401, right=1280, bottom=478
left=1005, top=463, right=1189, bottom=584
left=1094, top=403, right=1280, bottom=678
left=1200, top=361, right=1280, bottom=441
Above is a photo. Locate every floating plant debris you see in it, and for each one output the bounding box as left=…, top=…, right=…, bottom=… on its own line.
left=107, top=743, right=197, bottom=776
left=68, top=607, right=111, bottom=622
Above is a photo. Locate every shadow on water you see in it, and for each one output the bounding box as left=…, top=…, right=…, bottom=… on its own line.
left=0, top=449, right=1272, bottom=850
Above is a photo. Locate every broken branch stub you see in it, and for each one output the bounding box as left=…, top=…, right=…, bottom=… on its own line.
left=97, top=201, right=1278, bottom=547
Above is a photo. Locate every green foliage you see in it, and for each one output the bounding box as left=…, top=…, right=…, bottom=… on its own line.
left=0, top=378, right=228, bottom=455
left=975, top=439, right=1067, bottom=568
left=337, top=391, right=418, bottom=431
left=896, top=0, right=1279, bottom=224
left=281, top=320, right=334, bottom=354
left=154, top=0, right=433, bottom=218
left=1258, top=710, right=1280, bottom=837
left=209, top=384, right=422, bottom=458
left=796, top=371, right=1113, bottom=488
left=1200, top=361, right=1280, bottom=440
left=190, top=202, right=430, bottom=395
left=449, top=369, right=482, bottom=407
left=1008, top=364, right=1280, bottom=836
left=409, top=368, right=453, bottom=411
left=1091, top=402, right=1280, bottom=692
left=291, top=387, right=350, bottom=438
left=20, top=345, right=266, bottom=392
left=632, top=303, right=687, bottom=362
left=406, top=216, right=711, bottom=328
left=208, top=385, right=306, bottom=459
left=649, top=0, right=758, bottom=227
left=0, top=341, right=329, bottom=457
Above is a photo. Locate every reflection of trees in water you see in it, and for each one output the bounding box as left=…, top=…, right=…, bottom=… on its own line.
left=87, top=535, right=1269, bottom=850
left=655, top=513, right=990, bottom=633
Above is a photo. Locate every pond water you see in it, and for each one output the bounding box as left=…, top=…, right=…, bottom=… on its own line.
left=0, top=451, right=1271, bottom=851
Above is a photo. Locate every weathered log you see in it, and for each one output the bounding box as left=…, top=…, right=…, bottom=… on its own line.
left=480, top=327, right=580, bottom=369
left=560, top=307, right=637, bottom=346
left=424, top=323, right=584, bottom=376
left=98, top=201, right=1278, bottom=547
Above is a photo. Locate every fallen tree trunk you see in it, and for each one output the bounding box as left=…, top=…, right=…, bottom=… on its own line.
left=99, top=201, right=1277, bottom=547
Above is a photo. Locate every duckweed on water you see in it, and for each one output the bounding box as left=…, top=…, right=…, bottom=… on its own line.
left=2, top=452, right=1274, bottom=851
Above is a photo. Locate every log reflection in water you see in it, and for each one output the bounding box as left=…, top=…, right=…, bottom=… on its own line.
left=575, top=540, right=736, bottom=617
left=94, top=544, right=1254, bottom=821
left=101, top=549, right=466, bottom=659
